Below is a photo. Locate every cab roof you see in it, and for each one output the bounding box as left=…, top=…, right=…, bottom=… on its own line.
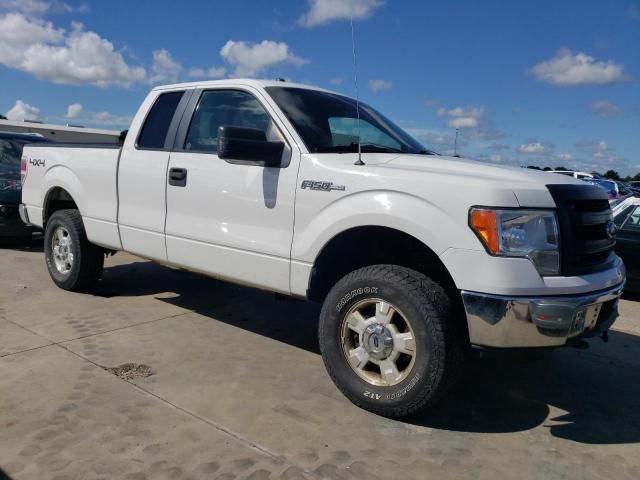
left=151, top=78, right=340, bottom=96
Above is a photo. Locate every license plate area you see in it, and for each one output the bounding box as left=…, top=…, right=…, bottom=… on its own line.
left=569, top=303, right=602, bottom=336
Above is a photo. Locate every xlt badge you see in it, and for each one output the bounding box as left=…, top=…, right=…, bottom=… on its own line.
left=301, top=180, right=346, bottom=192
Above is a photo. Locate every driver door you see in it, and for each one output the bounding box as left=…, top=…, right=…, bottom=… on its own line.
left=165, top=87, right=298, bottom=293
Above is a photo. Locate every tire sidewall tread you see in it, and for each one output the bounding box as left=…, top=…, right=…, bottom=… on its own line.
left=44, top=209, right=104, bottom=292
left=319, top=264, right=464, bottom=418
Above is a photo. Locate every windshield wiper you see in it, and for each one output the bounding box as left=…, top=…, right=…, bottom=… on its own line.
left=315, top=142, right=405, bottom=154
left=359, top=143, right=405, bottom=154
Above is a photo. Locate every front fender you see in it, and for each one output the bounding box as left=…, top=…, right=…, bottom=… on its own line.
left=292, top=190, right=480, bottom=264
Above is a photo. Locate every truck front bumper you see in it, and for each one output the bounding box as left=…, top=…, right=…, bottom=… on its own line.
left=461, top=282, right=624, bottom=348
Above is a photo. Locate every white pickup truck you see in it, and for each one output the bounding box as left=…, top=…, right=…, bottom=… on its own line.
left=20, top=79, right=625, bottom=417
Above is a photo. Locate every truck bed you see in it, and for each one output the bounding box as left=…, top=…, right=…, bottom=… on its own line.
left=21, top=143, right=123, bottom=250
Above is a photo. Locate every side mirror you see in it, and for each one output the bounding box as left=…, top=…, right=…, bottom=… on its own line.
left=217, top=126, right=284, bottom=167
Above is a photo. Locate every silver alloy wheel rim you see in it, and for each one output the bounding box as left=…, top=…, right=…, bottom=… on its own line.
left=51, top=226, right=74, bottom=275
left=340, top=298, right=417, bottom=387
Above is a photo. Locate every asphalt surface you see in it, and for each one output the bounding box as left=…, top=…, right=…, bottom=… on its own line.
left=1, top=239, right=639, bottom=480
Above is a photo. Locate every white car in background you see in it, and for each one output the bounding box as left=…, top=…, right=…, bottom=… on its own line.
left=549, top=170, right=595, bottom=180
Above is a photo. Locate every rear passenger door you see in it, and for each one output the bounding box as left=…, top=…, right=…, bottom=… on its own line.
left=118, top=90, right=191, bottom=261
left=164, top=87, right=298, bottom=293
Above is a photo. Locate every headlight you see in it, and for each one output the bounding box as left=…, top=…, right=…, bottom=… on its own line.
left=469, top=208, right=560, bottom=275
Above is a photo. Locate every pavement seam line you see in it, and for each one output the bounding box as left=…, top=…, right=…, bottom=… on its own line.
left=57, top=343, right=321, bottom=480
left=0, top=312, right=191, bottom=360
left=2, top=310, right=192, bottom=352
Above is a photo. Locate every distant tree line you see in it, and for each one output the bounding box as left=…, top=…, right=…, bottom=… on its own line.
left=526, top=165, right=640, bottom=182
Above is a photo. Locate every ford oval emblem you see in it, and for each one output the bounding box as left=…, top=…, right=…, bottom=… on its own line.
left=606, top=220, right=616, bottom=239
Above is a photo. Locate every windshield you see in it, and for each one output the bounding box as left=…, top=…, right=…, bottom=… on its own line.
left=266, top=87, right=435, bottom=155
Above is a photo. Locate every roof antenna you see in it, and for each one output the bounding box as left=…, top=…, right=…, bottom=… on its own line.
left=350, top=14, right=364, bottom=166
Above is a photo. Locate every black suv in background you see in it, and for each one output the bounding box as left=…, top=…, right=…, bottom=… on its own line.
left=0, top=132, right=50, bottom=242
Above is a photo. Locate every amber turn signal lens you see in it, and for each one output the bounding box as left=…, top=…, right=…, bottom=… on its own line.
left=470, top=208, right=500, bottom=254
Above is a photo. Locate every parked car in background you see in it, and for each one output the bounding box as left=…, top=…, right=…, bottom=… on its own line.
left=586, top=178, right=619, bottom=200
left=584, top=178, right=633, bottom=206
left=0, top=132, right=50, bottom=242
left=613, top=197, right=640, bottom=292
left=549, top=170, right=595, bottom=180
left=623, top=181, right=640, bottom=197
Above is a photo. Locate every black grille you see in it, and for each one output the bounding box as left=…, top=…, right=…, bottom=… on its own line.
left=547, top=184, right=616, bottom=276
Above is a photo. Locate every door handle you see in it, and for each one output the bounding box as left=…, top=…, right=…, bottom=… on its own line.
left=169, top=167, right=187, bottom=187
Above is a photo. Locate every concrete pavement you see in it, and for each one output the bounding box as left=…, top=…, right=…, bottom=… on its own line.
left=1, top=240, right=639, bottom=479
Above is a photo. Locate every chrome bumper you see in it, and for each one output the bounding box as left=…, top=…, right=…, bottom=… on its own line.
left=461, top=283, right=624, bottom=348
left=18, top=204, right=30, bottom=225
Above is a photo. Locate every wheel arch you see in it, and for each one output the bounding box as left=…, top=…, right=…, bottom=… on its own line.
left=43, top=186, right=80, bottom=226
left=308, top=225, right=458, bottom=302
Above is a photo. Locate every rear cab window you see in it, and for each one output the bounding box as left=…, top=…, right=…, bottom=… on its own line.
left=137, top=91, right=185, bottom=149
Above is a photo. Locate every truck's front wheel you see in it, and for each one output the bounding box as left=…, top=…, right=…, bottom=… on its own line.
left=319, top=265, right=465, bottom=418
left=44, top=209, right=104, bottom=291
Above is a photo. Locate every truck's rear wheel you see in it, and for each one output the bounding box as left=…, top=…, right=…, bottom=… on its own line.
left=319, top=265, right=464, bottom=418
left=44, top=209, right=104, bottom=291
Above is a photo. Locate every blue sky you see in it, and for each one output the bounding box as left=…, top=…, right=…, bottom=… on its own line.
left=1, top=0, right=639, bottom=174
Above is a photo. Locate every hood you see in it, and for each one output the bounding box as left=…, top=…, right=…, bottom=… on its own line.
left=374, top=154, right=588, bottom=208
left=378, top=154, right=582, bottom=186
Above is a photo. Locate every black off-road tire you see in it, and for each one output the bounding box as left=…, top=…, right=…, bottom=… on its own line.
left=319, top=264, right=466, bottom=418
left=44, top=209, right=104, bottom=291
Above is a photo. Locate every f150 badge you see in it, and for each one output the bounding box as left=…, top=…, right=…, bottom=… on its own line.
left=301, top=180, right=346, bottom=192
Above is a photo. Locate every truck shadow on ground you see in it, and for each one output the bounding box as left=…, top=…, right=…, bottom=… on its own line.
left=86, top=259, right=640, bottom=446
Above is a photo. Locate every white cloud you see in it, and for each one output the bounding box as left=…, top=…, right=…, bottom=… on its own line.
left=576, top=139, right=620, bottom=166
left=518, top=142, right=546, bottom=154
left=423, top=99, right=436, bottom=108
left=437, top=105, right=484, bottom=129
left=186, top=66, right=226, bottom=79
left=89, top=111, right=131, bottom=126
left=557, top=153, right=573, bottom=161
left=0, top=13, right=146, bottom=86
left=330, top=76, right=344, bottom=85
left=589, top=100, right=622, bottom=118
left=5, top=100, right=40, bottom=121
left=529, top=48, right=627, bottom=86
left=62, top=103, right=130, bottom=127
left=0, top=0, right=85, bottom=15
left=220, top=40, right=308, bottom=77
left=150, top=49, right=182, bottom=83
left=448, top=117, right=478, bottom=128
left=150, top=49, right=226, bottom=83
left=65, top=102, right=83, bottom=118
left=298, top=0, right=383, bottom=27
left=368, top=78, right=392, bottom=92
left=0, top=0, right=50, bottom=15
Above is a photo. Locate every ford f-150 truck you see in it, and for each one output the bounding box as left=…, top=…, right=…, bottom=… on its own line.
left=20, top=79, right=625, bottom=417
